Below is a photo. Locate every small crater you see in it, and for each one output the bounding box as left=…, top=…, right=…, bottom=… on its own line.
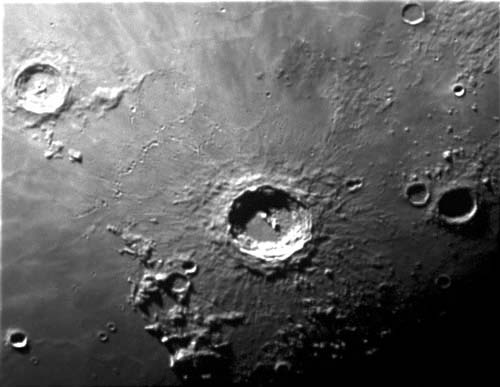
left=437, top=187, right=477, bottom=225
left=106, top=321, right=117, bottom=333
left=163, top=272, right=191, bottom=296
left=274, top=360, right=292, bottom=375
left=97, top=330, right=109, bottom=343
left=452, top=83, right=466, bottom=98
left=252, top=362, right=273, bottom=383
left=181, top=260, right=198, bottom=276
left=5, top=328, right=29, bottom=350
left=345, top=177, right=364, bottom=193
left=404, top=181, right=430, bottom=207
left=401, top=2, right=425, bottom=26
left=435, top=274, right=452, bottom=290
left=14, top=62, right=69, bottom=114
left=227, top=185, right=312, bottom=261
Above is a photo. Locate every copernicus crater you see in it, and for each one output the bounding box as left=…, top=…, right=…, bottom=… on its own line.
left=228, top=185, right=312, bottom=261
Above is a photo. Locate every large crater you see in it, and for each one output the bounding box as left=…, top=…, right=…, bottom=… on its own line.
left=227, top=185, right=312, bottom=261
left=14, top=62, right=69, bottom=115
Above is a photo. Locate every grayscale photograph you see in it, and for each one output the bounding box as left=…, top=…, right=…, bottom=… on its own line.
left=1, top=1, right=499, bottom=386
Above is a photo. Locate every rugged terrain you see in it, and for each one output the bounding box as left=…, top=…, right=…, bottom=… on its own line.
left=1, top=2, right=499, bottom=386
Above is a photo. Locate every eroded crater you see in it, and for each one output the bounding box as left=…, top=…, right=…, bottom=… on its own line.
left=228, top=185, right=312, bottom=261
left=435, top=274, right=452, bottom=290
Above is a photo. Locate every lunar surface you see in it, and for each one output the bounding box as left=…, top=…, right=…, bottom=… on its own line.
left=1, top=2, right=499, bottom=386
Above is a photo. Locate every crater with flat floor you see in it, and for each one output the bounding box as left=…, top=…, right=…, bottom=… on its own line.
left=405, top=181, right=430, bottom=207
left=401, top=2, right=425, bottom=26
